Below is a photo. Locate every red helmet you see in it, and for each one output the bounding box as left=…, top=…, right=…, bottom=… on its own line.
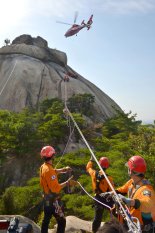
left=99, top=157, right=109, bottom=169
left=126, top=155, right=146, bottom=174
left=40, top=146, right=55, bottom=158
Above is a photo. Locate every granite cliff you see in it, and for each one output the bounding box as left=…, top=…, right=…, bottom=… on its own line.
left=0, top=34, right=122, bottom=122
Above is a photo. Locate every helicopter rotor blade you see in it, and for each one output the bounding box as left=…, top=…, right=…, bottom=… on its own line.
left=74, top=11, right=78, bottom=24
left=56, top=21, right=73, bottom=26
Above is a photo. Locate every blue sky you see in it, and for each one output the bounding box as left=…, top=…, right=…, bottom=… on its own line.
left=0, top=0, right=155, bottom=123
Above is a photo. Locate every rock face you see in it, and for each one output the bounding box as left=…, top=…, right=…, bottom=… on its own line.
left=0, top=215, right=41, bottom=233
left=0, top=215, right=104, bottom=233
left=50, top=215, right=93, bottom=233
left=0, top=34, right=121, bottom=122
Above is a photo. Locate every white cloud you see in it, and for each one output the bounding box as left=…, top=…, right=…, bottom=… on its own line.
left=27, top=0, right=155, bottom=17
left=0, top=0, right=154, bottom=29
left=0, top=0, right=154, bottom=40
left=100, top=0, right=155, bottom=14
left=24, top=0, right=80, bottom=18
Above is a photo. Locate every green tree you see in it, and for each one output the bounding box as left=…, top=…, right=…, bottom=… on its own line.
left=39, top=98, right=64, bottom=114
left=0, top=178, right=41, bottom=219
left=67, top=93, right=95, bottom=116
left=38, top=113, right=67, bottom=144
left=102, top=110, right=141, bottom=139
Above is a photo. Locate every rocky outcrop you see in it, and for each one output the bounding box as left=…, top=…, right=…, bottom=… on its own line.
left=0, top=215, right=104, bottom=233
left=50, top=216, right=93, bottom=233
left=0, top=34, right=122, bottom=122
left=0, top=35, right=67, bottom=66
left=0, top=215, right=40, bottom=233
left=12, top=35, right=48, bottom=48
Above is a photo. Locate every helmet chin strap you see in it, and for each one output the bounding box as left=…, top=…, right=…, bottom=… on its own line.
left=128, top=167, right=144, bottom=177
left=128, top=168, right=132, bottom=177
left=129, top=170, right=144, bottom=187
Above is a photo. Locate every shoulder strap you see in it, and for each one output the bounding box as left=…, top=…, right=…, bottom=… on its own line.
left=131, top=183, right=151, bottom=199
left=95, top=171, right=107, bottom=193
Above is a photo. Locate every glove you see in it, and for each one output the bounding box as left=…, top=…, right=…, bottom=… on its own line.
left=118, top=194, right=132, bottom=206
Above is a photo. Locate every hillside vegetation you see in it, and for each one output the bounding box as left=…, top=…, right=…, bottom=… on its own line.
left=0, top=94, right=155, bottom=227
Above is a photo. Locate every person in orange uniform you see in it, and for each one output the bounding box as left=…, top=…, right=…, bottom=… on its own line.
left=40, top=145, right=77, bottom=233
left=86, top=156, right=115, bottom=233
left=114, top=155, right=155, bottom=233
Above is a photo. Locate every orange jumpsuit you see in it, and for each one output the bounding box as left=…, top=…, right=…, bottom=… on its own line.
left=86, top=161, right=114, bottom=193
left=40, top=162, right=62, bottom=194
left=40, top=162, right=66, bottom=233
left=117, top=179, right=155, bottom=226
left=86, top=161, right=115, bottom=233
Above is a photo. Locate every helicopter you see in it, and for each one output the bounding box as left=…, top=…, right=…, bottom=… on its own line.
left=56, top=12, right=93, bottom=38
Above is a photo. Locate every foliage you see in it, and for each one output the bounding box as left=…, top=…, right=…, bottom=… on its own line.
left=0, top=177, right=41, bottom=219
left=0, top=96, right=155, bottom=225
left=39, top=98, right=64, bottom=114
left=102, top=110, right=141, bottom=138
left=62, top=193, right=94, bottom=220
left=67, top=93, right=95, bottom=116
left=129, top=124, right=155, bottom=183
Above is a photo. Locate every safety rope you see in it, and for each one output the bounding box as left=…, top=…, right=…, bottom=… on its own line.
left=54, top=77, right=75, bottom=169
left=54, top=124, right=75, bottom=169
left=64, top=77, right=68, bottom=108
left=63, top=80, right=141, bottom=233
left=77, top=181, right=112, bottom=210
left=0, top=60, right=17, bottom=96
left=66, top=106, right=141, bottom=233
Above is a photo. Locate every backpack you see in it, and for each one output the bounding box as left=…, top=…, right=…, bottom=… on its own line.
left=95, top=171, right=110, bottom=194
left=7, top=218, right=19, bottom=233
left=7, top=218, right=33, bottom=233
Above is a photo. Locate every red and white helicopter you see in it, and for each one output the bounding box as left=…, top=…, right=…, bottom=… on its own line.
left=56, top=12, right=93, bottom=38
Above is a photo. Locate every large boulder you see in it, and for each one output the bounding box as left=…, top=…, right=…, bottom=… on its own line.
left=0, top=215, right=104, bottom=233
left=49, top=215, right=104, bottom=233
left=0, top=35, right=121, bottom=122
left=0, top=215, right=40, bottom=233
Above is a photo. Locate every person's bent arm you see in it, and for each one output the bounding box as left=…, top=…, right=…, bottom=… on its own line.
left=55, top=166, right=72, bottom=174
left=60, top=175, right=77, bottom=189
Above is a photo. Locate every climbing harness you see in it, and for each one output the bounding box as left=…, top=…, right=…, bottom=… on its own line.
left=0, top=60, right=17, bottom=97
left=95, top=171, right=109, bottom=194
left=62, top=80, right=142, bottom=233
left=53, top=199, right=64, bottom=217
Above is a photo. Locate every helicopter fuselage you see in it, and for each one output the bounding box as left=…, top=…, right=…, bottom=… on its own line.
left=64, top=24, right=86, bottom=37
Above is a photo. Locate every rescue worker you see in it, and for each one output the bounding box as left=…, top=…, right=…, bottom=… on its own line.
left=40, top=145, right=77, bottom=233
left=86, top=156, right=115, bottom=233
left=63, top=75, right=69, bottom=82
left=101, top=155, right=155, bottom=233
